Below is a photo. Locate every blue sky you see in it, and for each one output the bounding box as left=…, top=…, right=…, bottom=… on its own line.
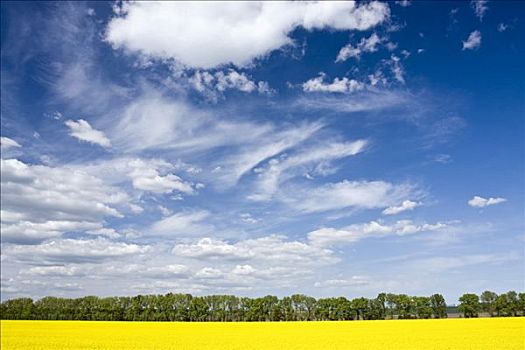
left=1, top=1, right=523, bottom=303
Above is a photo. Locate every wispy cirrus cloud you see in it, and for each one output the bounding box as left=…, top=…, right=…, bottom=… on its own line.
left=65, top=119, right=111, bottom=148
left=471, top=0, right=489, bottom=21
left=282, top=180, right=415, bottom=214
left=308, top=220, right=448, bottom=247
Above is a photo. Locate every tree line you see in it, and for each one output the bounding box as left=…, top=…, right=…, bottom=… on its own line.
left=459, top=290, right=525, bottom=318
left=1, top=291, right=523, bottom=321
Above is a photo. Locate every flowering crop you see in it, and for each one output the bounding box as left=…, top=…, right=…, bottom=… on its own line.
left=1, top=317, right=523, bottom=349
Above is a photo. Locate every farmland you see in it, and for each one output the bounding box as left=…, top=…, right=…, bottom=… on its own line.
left=1, top=317, right=524, bottom=350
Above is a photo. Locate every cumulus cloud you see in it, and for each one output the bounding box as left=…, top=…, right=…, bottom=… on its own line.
left=471, top=0, right=489, bottom=21
left=77, top=157, right=196, bottom=195
left=462, top=30, right=482, bottom=50
left=196, top=267, right=224, bottom=279
left=468, top=195, right=506, bottom=208
left=308, top=220, right=447, bottom=246
left=0, top=158, right=129, bottom=243
left=2, top=220, right=102, bottom=243
left=283, top=180, right=413, bottom=213
left=106, top=1, right=390, bottom=68
left=103, top=264, right=189, bottom=279
left=127, top=159, right=194, bottom=194
left=336, top=33, right=386, bottom=62
left=64, top=119, right=111, bottom=148
left=4, top=238, right=150, bottom=263
left=302, top=73, right=365, bottom=93
left=382, top=200, right=421, bottom=215
left=21, top=265, right=84, bottom=277
left=190, top=69, right=272, bottom=100
left=173, top=235, right=337, bottom=266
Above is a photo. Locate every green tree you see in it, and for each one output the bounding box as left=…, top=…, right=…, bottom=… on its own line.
left=278, top=297, right=295, bottom=321
left=351, top=297, right=369, bottom=320
left=385, top=293, right=397, bottom=319
left=189, top=297, right=208, bottom=321
left=395, top=294, right=414, bottom=319
left=0, top=298, right=34, bottom=320
left=366, top=297, right=385, bottom=320
left=480, top=291, right=498, bottom=317
left=518, top=293, right=525, bottom=316
left=413, top=296, right=432, bottom=319
left=430, top=294, right=447, bottom=318
left=494, top=291, right=519, bottom=317
left=458, top=293, right=480, bottom=318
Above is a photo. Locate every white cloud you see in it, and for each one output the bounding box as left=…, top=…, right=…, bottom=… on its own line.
left=103, top=264, right=189, bottom=278
left=76, top=157, right=196, bottom=195
left=2, top=220, right=102, bottom=243
left=471, top=0, right=489, bottom=21
left=462, top=30, right=482, bottom=50
left=314, top=276, right=370, bottom=287
left=468, top=195, right=506, bottom=208
left=497, top=23, right=508, bottom=32
left=110, top=91, right=317, bottom=159
left=308, top=220, right=447, bottom=246
left=229, top=265, right=304, bottom=281
left=336, top=33, right=386, bottom=62
left=173, top=237, right=254, bottom=260
left=21, top=265, right=84, bottom=277
left=303, top=72, right=365, bottom=93
left=389, top=55, right=405, bottom=83
left=4, top=238, right=150, bottom=263
left=239, top=213, right=261, bottom=224
left=85, top=228, right=122, bottom=239
left=249, top=140, right=367, bottom=201
left=293, top=89, right=410, bottom=114
left=64, top=119, right=111, bottom=148
left=0, top=136, right=21, bottom=152
left=382, top=200, right=421, bottom=215
left=173, top=235, right=337, bottom=266
left=158, top=205, right=172, bottom=217
left=127, top=159, right=194, bottom=194
left=395, top=0, right=411, bottom=7
left=431, top=154, right=452, bottom=164
left=196, top=267, right=224, bottom=279
left=189, top=69, right=272, bottom=100
left=213, top=121, right=324, bottom=187
left=150, top=210, right=212, bottom=237
left=106, top=1, right=390, bottom=69
left=0, top=158, right=128, bottom=244
left=284, top=180, right=413, bottom=213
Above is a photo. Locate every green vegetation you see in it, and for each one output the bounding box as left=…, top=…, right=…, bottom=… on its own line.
left=1, top=291, right=522, bottom=321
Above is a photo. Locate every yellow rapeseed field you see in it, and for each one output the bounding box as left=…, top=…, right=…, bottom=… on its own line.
left=1, top=317, right=524, bottom=350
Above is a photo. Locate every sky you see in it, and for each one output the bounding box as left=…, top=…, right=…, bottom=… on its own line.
left=1, top=1, right=524, bottom=304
